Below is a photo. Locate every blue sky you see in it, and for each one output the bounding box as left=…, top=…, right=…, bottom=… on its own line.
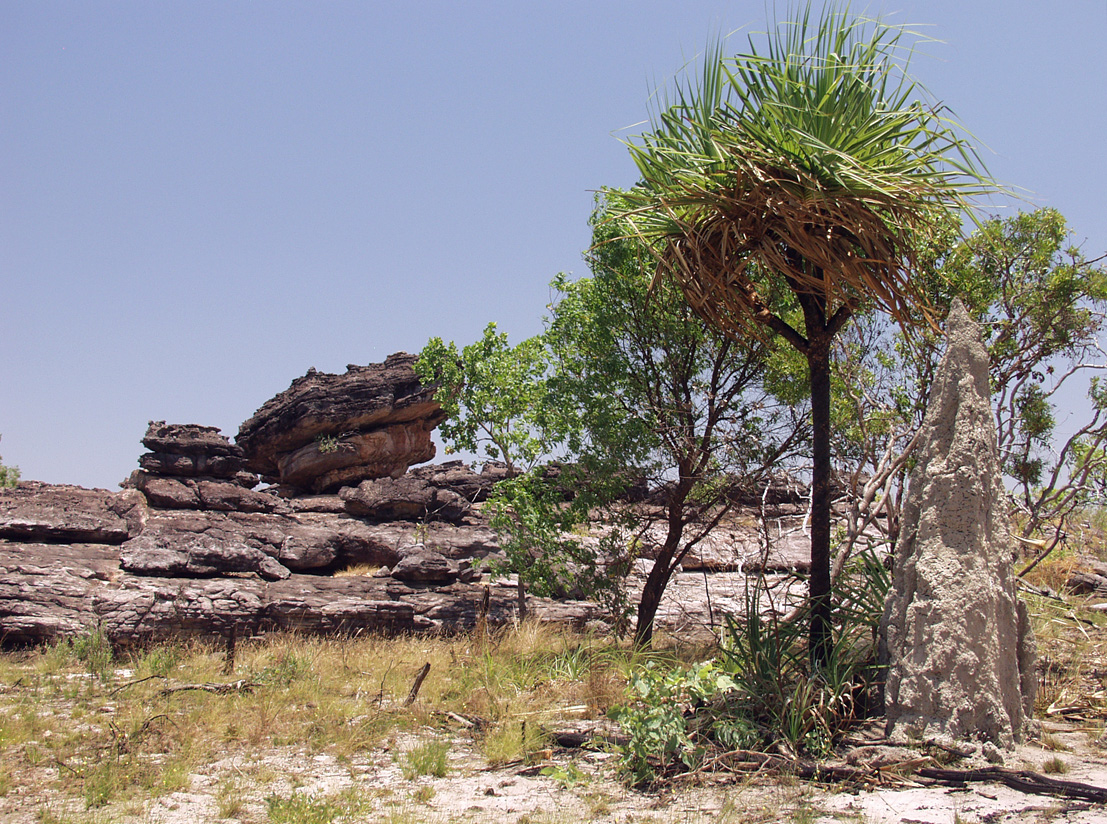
left=2, top=1, right=1105, bottom=489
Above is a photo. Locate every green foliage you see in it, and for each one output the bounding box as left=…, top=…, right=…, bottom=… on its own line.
left=415, top=323, right=549, bottom=473
left=832, top=208, right=1107, bottom=552
left=612, top=550, right=890, bottom=784
left=420, top=206, right=801, bottom=643
left=609, top=659, right=738, bottom=784
left=49, top=625, right=115, bottom=680
left=605, top=1, right=993, bottom=665
left=315, top=434, right=340, bottom=454
left=485, top=471, right=632, bottom=621
left=266, top=791, right=342, bottom=824
left=0, top=435, right=19, bottom=488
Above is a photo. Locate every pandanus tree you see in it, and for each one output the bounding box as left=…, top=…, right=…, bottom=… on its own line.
left=608, top=3, right=992, bottom=664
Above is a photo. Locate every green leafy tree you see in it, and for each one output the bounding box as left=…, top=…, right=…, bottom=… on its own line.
left=415, top=325, right=553, bottom=617
left=415, top=323, right=549, bottom=475
left=832, top=209, right=1107, bottom=570
left=0, top=435, right=19, bottom=488
left=606, top=3, right=991, bottom=664
left=418, top=212, right=804, bottom=644
left=538, top=210, right=804, bottom=645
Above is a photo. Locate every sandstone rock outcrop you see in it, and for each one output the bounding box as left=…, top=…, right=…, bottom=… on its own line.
left=236, top=354, right=446, bottom=493
left=880, top=299, right=1036, bottom=748
left=138, top=421, right=252, bottom=481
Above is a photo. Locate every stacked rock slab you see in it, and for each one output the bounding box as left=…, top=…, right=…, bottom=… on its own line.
left=236, top=353, right=447, bottom=494
left=125, top=422, right=278, bottom=514
left=880, top=299, right=1036, bottom=748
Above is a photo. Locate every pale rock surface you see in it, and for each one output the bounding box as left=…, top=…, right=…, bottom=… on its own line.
left=880, top=299, right=1036, bottom=748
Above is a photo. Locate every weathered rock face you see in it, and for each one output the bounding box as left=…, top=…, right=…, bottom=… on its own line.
left=127, top=473, right=283, bottom=513
left=408, top=460, right=507, bottom=503
left=880, top=300, right=1036, bottom=748
left=0, top=535, right=598, bottom=646
left=236, top=354, right=446, bottom=493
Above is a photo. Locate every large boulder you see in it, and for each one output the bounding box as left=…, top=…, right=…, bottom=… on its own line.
left=121, top=529, right=292, bottom=581
left=0, top=542, right=122, bottom=645
left=408, top=460, right=505, bottom=503
left=235, top=354, right=446, bottom=493
left=138, top=421, right=250, bottom=480
left=127, top=472, right=284, bottom=513
left=880, top=300, right=1036, bottom=748
left=340, top=475, right=469, bottom=523
left=390, top=548, right=457, bottom=583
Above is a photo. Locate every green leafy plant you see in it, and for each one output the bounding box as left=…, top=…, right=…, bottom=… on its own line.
left=266, top=791, right=341, bottom=824
left=315, top=434, right=340, bottom=454
left=613, top=549, right=890, bottom=783
left=540, top=762, right=587, bottom=788
left=610, top=659, right=737, bottom=784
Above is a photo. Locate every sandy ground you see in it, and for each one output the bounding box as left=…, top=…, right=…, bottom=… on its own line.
left=7, top=714, right=1107, bottom=824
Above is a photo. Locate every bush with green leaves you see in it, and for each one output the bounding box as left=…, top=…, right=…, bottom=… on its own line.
left=0, top=435, right=19, bottom=488
left=610, top=659, right=740, bottom=785
left=612, top=548, right=890, bottom=784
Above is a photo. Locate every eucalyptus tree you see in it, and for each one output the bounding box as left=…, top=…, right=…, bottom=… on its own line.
left=539, top=212, right=805, bottom=646
left=608, top=3, right=991, bottom=663
left=833, top=209, right=1107, bottom=572
left=418, top=213, right=804, bottom=645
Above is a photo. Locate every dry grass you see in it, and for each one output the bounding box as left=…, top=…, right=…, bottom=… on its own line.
left=0, top=622, right=636, bottom=820
left=4, top=557, right=1107, bottom=823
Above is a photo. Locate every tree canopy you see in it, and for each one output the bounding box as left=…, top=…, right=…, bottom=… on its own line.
left=605, top=1, right=993, bottom=663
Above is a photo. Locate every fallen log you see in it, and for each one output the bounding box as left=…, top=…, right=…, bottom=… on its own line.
left=918, top=767, right=1107, bottom=803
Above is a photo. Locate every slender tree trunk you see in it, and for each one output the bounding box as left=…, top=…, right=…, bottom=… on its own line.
left=808, top=340, right=834, bottom=667
left=633, top=484, right=692, bottom=648
left=633, top=556, right=672, bottom=648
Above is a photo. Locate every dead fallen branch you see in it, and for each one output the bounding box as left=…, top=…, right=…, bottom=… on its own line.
left=918, top=767, right=1107, bottom=803
left=159, top=679, right=259, bottom=696
left=108, top=674, right=167, bottom=695
left=688, top=749, right=923, bottom=789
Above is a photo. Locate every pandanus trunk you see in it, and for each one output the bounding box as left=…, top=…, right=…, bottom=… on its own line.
left=807, top=340, right=834, bottom=667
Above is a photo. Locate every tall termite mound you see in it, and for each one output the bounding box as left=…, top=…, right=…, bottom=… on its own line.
left=880, top=299, right=1036, bottom=748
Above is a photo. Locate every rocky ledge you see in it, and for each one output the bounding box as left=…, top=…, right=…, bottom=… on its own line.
left=0, top=355, right=823, bottom=649
left=0, top=465, right=598, bottom=648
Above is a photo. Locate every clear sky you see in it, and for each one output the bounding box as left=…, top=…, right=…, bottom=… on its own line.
left=2, top=1, right=1105, bottom=490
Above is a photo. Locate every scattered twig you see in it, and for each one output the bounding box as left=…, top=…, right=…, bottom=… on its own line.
left=404, top=662, right=430, bottom=707
left=377, top=659, right=395, bottom=708
left=444, top=711, right=477, bottom=728
left=918, top=766, right=1107, bottom=804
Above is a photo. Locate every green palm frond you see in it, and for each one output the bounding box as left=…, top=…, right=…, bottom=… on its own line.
left=609, top=1, right=995, bottom=343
